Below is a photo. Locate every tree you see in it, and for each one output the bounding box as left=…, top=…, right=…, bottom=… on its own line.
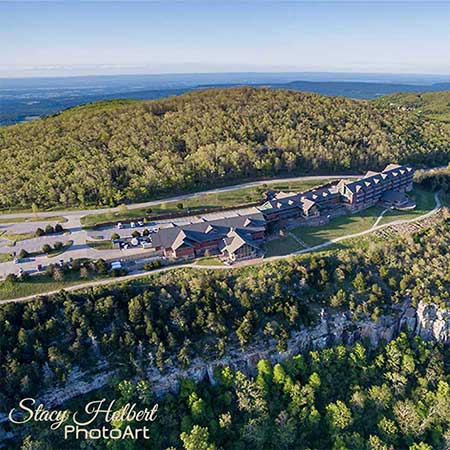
left=353, top=273, right=366, bottom=292
left=128, top=297, right=144, bottom=324
left=79, top=266, right=89, bottom=279
left=5, top=273, right=18, bottom=283
left=95, top=259, right=108, bottom=274
left=1, top=88, right=449, bottom=211
left=53, top=241, right=63, bottom=251
left=236, top=311, right=254, bottom=348
left=20, top=436, right=45, bottom=450
left=111, top=233, right=120, bottom=240
left=52, top=266, right=64, bottom=281
left=35, top=228, right=45, bottom=237
left=180, top=425, right=215, bottom=450
left=18, top=249, right=29, bottom=259
left=394, top=400, right=422, bottom=436
left=326, top=400, right=353, bottom=431
left=409, top=444, right=432, bottom=450
left=55, top=223, right=64, bottom=233
left=45, top=224, right=55, bottom=234
left=178, top=339, right=192, bottom=368
left=42, top=244, right=52, bottom=254
left=177, top=203, right=184, bottom=210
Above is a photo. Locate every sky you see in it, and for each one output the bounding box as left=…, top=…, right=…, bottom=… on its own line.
left=1, top=0, right=449, bottom=77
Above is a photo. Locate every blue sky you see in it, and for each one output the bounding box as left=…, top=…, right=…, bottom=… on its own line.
left=1, top=1, right=449, bottom=77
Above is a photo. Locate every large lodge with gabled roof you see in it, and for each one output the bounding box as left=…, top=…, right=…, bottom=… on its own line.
left=337, top=164, right=414, bottom=211
left=144, top=164, right=415, bottom=263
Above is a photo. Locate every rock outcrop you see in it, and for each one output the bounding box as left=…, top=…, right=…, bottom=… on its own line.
left=1, top=299, right=449, bottom=443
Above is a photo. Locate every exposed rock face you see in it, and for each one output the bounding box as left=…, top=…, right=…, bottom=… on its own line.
left=415, top=301, right=450, bottom=343
left=1, top=300, right=449, bottom=442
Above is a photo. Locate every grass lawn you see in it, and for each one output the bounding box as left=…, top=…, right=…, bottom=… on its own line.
left=195, top=256, right=225, bottom=266
left=81, top=178, right=337, bottom=228
left=0, top=271, right=103, bottom=301
left=378, top=187, right=436, bottom=225
left=0, top=216, right=68, bottom=224
left=87, top=239, right=113, bottom=250
left=3, top=231, right=37, bottom=242
left=292, top=206, right=384, bottom=247
left=0, top=253, right=13, bottom=263
left=264, top=236, right=303, bottom=257
left=287, top=187, right=436, bottom=248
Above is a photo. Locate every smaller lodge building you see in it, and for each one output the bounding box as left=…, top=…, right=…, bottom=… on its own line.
left=151, top=213, right=266, bottom=262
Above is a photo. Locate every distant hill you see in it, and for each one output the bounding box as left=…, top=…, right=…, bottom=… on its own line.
left=1, top=87, right=450, bottom=210
left=377, top=91, right=450, bottom=126
left=199, top=80, right=450, bottom=100
left=1, top=73, right=450, bottom=126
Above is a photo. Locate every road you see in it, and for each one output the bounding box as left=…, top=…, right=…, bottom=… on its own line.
left=0, top=173, right=359, bottom=221
left=0, top=166, right=445, bottom=279
left=0, top=172, right=361, bottom=278
left=1, top=192, right=442, bottom=304
left=0, top=166, right=444, bottom=222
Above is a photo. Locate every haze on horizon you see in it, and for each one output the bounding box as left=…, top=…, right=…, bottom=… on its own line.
left=1, top=1, right=449, bottom=78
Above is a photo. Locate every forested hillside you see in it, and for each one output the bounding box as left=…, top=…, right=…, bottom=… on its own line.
left=1, top=88, right=449, bottom=210
left=17, top=335, right=450, bottom=450
left=1, top=212, right=449, bottom=411
left=378, top=91, right=450, bottom=126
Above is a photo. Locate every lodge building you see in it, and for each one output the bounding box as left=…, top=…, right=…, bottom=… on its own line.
left=337, top=164, right=414, bottom=211
left=151, top=213, right=266, bottom=262
left=147, top=164, right=415, bottom=262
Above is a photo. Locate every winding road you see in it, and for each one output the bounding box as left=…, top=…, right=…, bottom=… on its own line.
left=1, top=192, right=442, bottom=304
left=0, top=172, right=361, bottom=278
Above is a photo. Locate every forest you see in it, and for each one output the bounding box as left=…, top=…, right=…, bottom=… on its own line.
left=377, top=91, right=450, bottom=127
left=1, top=211, right=449, bottom=412
left=11, top=334, right=450, bottom=450
left=1, top=87, right=450, bottom=210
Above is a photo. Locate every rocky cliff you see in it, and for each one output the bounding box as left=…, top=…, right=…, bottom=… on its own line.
left=1, top=299, right=449, bottom=443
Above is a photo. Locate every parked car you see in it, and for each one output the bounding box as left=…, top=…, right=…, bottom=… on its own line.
left=36, top=264, right=43, bottom=272
left=130, top=222, right=136, bottom=228
left=137, top=221, right=144, bottom=227
left=117, top=222, right=123, bottom=229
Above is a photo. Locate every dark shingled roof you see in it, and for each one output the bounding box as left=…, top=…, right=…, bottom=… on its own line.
left=339, top=164, right=413, bottom=194
left=151, top=212, right=266, bottom=251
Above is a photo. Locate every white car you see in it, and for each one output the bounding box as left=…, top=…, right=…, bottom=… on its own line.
left=117, top=222, right=123, bottom=229
left=130, top=222, right=136, bottom=228
left=137, top=221, right=144, bottom=227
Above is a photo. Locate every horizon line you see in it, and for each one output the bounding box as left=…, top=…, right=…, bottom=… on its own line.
left=1, top=69, right=449, bottom=81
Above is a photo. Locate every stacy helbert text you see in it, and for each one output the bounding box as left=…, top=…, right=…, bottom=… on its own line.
left=8, top=398, right=159, bottom=440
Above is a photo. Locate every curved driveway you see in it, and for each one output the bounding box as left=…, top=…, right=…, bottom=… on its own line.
left=1, top=192, right=442, bottom=304
left=0, top=166, right=444, bottom=222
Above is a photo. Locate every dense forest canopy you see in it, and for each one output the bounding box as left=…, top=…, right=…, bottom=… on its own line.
left=17, top=335, right=450, bottom=450
left=1, top=87, right=450, bottom=210
left=377, top=91, right=450, bottom=127
left=1, top=212, right=449, bottom=412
